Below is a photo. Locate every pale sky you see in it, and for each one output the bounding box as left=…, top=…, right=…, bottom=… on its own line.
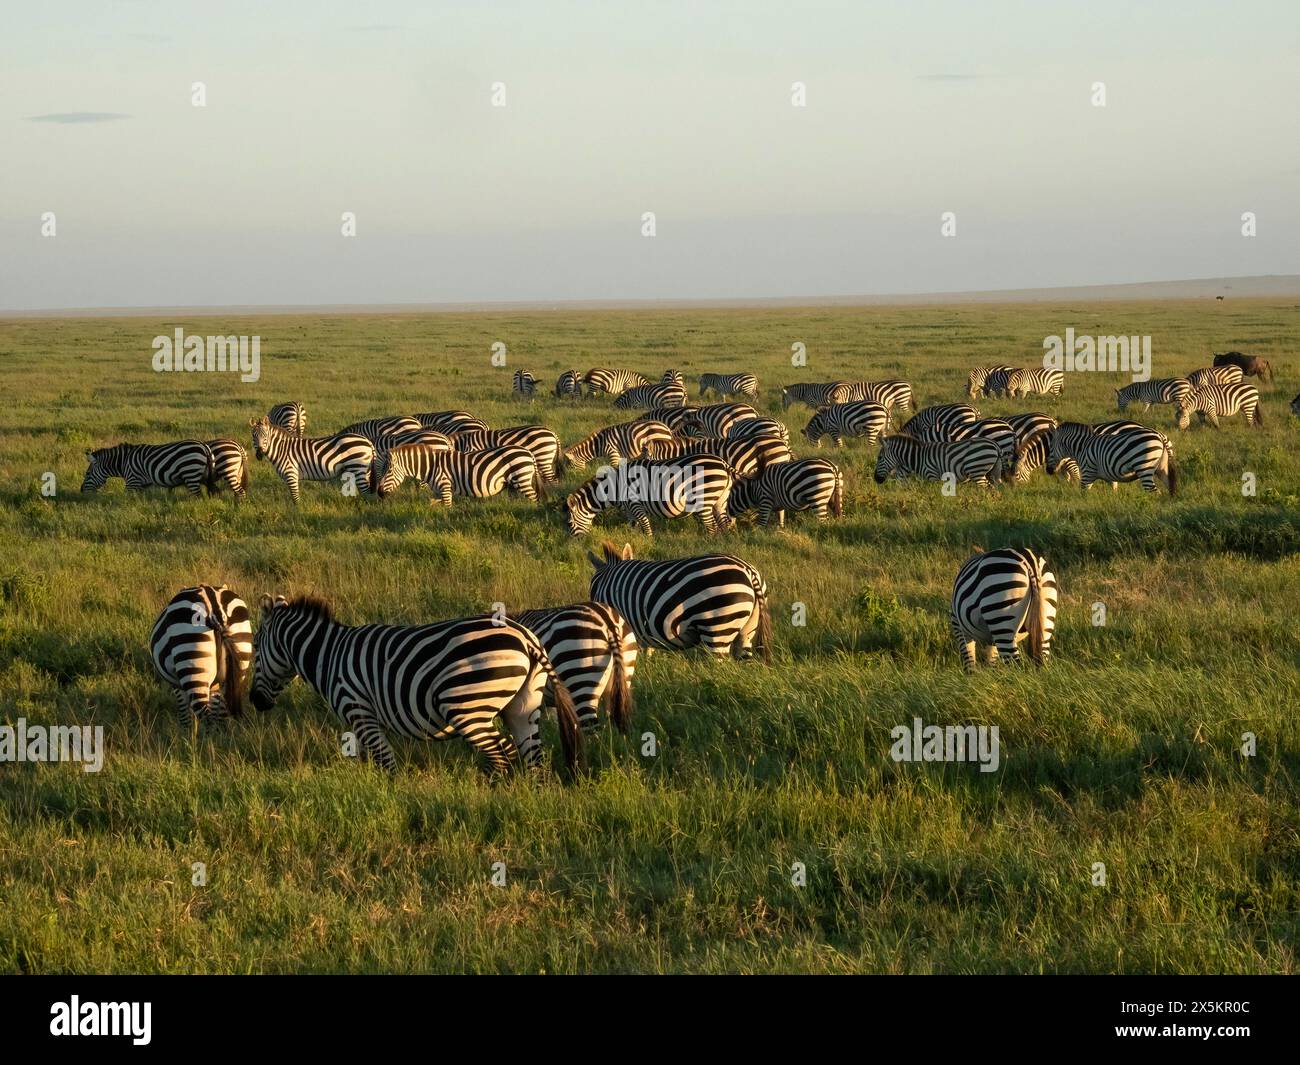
left=2, top=0, right=1298, bottom=309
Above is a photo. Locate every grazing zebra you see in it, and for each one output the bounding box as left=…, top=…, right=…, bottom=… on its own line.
left=564, top=420, right=675, bottom=469
left=150, top=584, right=253, bottom=726
left=782, top=382, right=851, bottom=410
left=873, top=434, right=1003, bottom=488
left=588, top=542, right=771, bottom=660
left=838, top=380, right=916, bottom=422
left=584, top=367, right=649, bottom=398
left=1006, top=367, right=1064, bottom=398
left=635, top=405, right=704, bottom=435
left=1186, top=365, right=1243, bottom=389
left=802, top=401, right=889, bottom=448
left=371, top=428, right=452, bottom=454
left=1046, top=422, right=1176, bottom=494
left=81, top=440, right=214, bottom=497
left=415, top=410, right=489, bottom=435
left=967, top=366, right=1017, bottom=399
left=555, top=369, right=583, bottom=399
left=374, top=444, right=542, bottom=503
left=647, top=435, right=792, bottom=477
left=727, top=417, right=789, bottom=443
left=565, top=455, right=735, bottom=536
left=614, top=381, right=689, bottom=409
left=1115, top=378, right=1192, bottom=414
left=1004, top=411, right=1058, bottom=444
left=340, top=416, right=425, bottom=442
left=699, top=372, right=759, bottom=400
left=1214, top=351, right=1273, bottom=383
left=248, top=418, right=374, bottom=504
left=1007, top=428, right=1080, bottom=485
left=250, top=595, right=582, bottom=775
left=951, top=548, right=1058, bottom=672
left=1174, top=382, right=1263, bottom=430
left=684, top=403, right=759, bottom=438
left=727, top=458, right=843, bottom=528
left=512, top=369, right=537, bottom=399
left=451, top=425, right=562, bottom=482
left=902, top=403, right=981, bottom=438
left=511, top=602, right=638, bottom=732
left=948, top=419, right=1018, bottom=470
left=205, top=438, right=251, bottom=498
left=268, top=402, right=306, bottom=436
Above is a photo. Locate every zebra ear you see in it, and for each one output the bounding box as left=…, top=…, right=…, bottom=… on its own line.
left=84, top=450, right=94, bottom=460
left=971, top=545, right=985, bottom=553
left=258, top=593, right=274, bottom=611
left=249, top=418, right=259, bottom=427
left=620, top=543, right=634, bottom=560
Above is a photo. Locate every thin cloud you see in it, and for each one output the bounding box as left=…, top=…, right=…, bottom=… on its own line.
left=26, top=112, right=132, bottom=124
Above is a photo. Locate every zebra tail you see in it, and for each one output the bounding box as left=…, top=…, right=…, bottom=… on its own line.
left=535, top=649, right=584, bottom=775
left=203, top=446, right=219, bottom=494
left=830, top=468, right=844, bottom=517
left=1166, top=448, right=1178, bottom=496
left=533, top=466, right=548, bottom=502
left=220, top=629, right=246, bottom=717
left=239, top=453, right=250, bottom=495
left=1026, top=564, right=1046, bottom=666
left=1254, top=405, right=1264, bottom=427
left=606, top=630, right=633, bottom=735
left=755, top=588, right=773, bottom=663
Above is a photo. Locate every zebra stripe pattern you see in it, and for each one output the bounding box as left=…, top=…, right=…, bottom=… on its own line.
left=646, top=435, right=792, bottom=477
left=782, top=382, right=850, bottom=410
left=683, top=403, right=758, bottom=438
left=873, top=434, right=1003, bottom=487
left=802, top=401, right=888, bottom=448
left=948, top=418, right=1018, bottom=470
left=727, top=458, right=843, bottom=528
left=371, top=429, right=452, bottom=454
left=838, top=380, right=915, bottom=421
left=1175, top=382, right=1263, bottom=429
left=1115, top=378, right=1192, bottom=413
left=1007, top=367, right=1064, bottom=398
left=1186, top=365, right=1243, bottom=389
left=415, top=410, right=490, bottom=434
left=205, top=438, right=251, bottom=498
left=555, top=370, right=583, bottom=399
left=902, top=403, right=981, bottom=438
left=565, top=455, right=735, bottom=536
left=951, top=548, right=1058, bottom=672
left=564, top=419, right=675, bottom=469
left=727, top=417, right=790, bottom=443
left=151, top=584, right=253, bottom=726
left=967, top=366, right=1017, bottom=399
left=1008, top=428, right=1079, bottom=485
left=81, top=440, right=214, bottom=497
left=374, top=444, right=542, bottom=503
left=249, top=417, right=375, bottom=504
left=1046, top=421, right=1176, bottom=494
left=451, top=425, right=562, bottom=482
left=268, top=402, right=306, bottom=436
left=340, top=415, right=424, bottom=442
left=635, top=406, right=704, bottom=435
left=584, top=367, right=649, bottom=398
left=614, top=381, right=689, bottom=409
left=511, top=602, right=638, bottom=732
left=699, top=372, right=759, bottom=399
left=250, top=596, right=582, bottom=775
left=512, top=369, right=537, bottom=399
left=587, top=542, right=771, bottom=661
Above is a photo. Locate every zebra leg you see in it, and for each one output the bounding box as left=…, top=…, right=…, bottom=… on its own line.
left=450, top=713, right=516, bottom=776
left=173, top=688, right=196, bottom=729
left=341, top=705, right=397, bottom=771
left=500, top=666, right=548, bottom=769
left=951, top=619, right=978, bottom=673
left=1140, top=471, right=1157, bottom=492
left=627, top=503, right=653, bottom=535
left=775, top=508, right=787, bottom=528
left=993, top=636, right=1020, bottom=665
left=284, top=468, right=301, bottom=505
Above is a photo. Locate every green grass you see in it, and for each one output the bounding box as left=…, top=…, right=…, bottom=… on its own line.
left=1, top=299, right=1298, bottom=973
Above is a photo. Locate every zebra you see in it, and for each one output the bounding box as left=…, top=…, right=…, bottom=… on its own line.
left=511, top=602, right=638, bottom=733
left=873, top=434, right=1003, bottom=488
left=967, top=366, right=1017, bottom=399
left=1115, top=378, right=1192, bottom=413
left=451, top=424, right=562, bottom=482
left=646, top=435, right=792, bottom=477
left=564, top=419, right=675, bottom=469
left=373, top=443, right=542, bottom=503
left=512, top=369, right=537, bottom=399
left=951, top=548, right=1058, bottom=672
left=727, top=458, right=843, bottom=528
left=1006, top=367, right=1064, bottom=398
left=1004, top=411, right=1058, bottom=445
left=555, top=370, right=583, bottom=399
left=250, top=595, right=582, bottom=776
left=268, top=402, right=306, bottom=436
left=838, top=380, right=916, bottom=422
left=340, top=415, right=425, bottom=442
left=1186, top=365, right=1244, bottom=389
left=415, top=410, right=489, bottom=434
left=901, top=403, right=981, bottom=438
left=584, top=368, right=649, bottom=398
left=782, top=382, right=851, bottom=410
left=371, top=428, right=452, bottom=454
left=699, top=372, right=759, bottom=400
left=948, top=418, right=1018, bottom=470
left=150, top=584, right=253, bottom=726
left=660, top=369, right=685, bottom=387
left=1008, top=428, right=1080, bottom=485
left=205, top=438, right=251, bottom=498
left=802, top=401, right=889, bottom=448
left=81, top=440, right=214, bottom=497
left=684, top=403, right=759, bottom=438
left=1174, top=382, right=1263, bottom=430
left=614, top=381, right=688, bottom=409
left=248, top=417, right=375, bottom=504
left=635, top=406, right=704, bottom=435
left=564, top=454, right=735, bottom=536
left=727, top=417, right=789, bottom=443
left=587, top=542, right=771, bottom=661
left=1046, top=421, right=1176, bottom=494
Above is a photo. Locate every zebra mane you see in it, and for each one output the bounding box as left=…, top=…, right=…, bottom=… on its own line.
left=283, top=594, right=335, bottom=621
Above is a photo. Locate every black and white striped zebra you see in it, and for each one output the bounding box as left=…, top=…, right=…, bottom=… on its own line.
left=584, top=368, right=649, bottom=398
left=683, top=403, right=758, bottom=438
left=555, top=370, right=583, bottom=399
left=1046, top=421, right=1176, bottom=494
left=371, top=428, right=453, bottom=453
left=699, top=372, right=759, bottom=400
left=415, top=410, right=489, bottom=435
left=373, top=444, right=542, bottom=503
left=614, top=381, right=689, bottom=409
left=81, top=440, right=214, bottom=497
left=901, top=403, right=981, bottom=438
left=635, top=406, right=704, bottom=436
left=250, top=596, right=582, bottom=775
left=510, top=602, right=638, bottom=733
left=451, top=425, right=562, bottom=482
left=340, top=415, right=425, bottom=443
left=727, top=458, right=843, bottom=528
left=802, top=401, right=889, bottom=448
left=512, top=369, right=537, bottom=399
left=151, top=584, right=253, bottom=726
left=951, top=548, right=1057, bottom=672
left=727, top=417, right=790, bottom=443
left=268, top=402, right=306, bottom=436
left=564, top=420, right=675, bottom=469
left=646, top=435, right=791, bottom=478
left=1115, top=378, right=1192, bottom=414
left=587, top=542, right=771, bottom=661
left=838, top=380, right=916, bottom=422
left=248, top=417, right=374, bottom=504
left=660, top=369, right=685, bottom=388
left=1004, top=411, right=1058, bottom=445
left=967, top=366, right=1017, bottom=399
left=1186, top=365, right=1243, bottom=389
left=782, top=382, right=851, bottom=410
left=1006, top=367, right=1064, bottom=398
left=205, top=438, right=251, bottom=498
left=948, top=418, right=1018, bottom=470
left=565, top=455, right=735, bottom=536
left=873, top=434, right=1003, bottom=488
left=1174, top=382, right=1263, bottom=430
left=1008, top=428, right=1079, bottom=485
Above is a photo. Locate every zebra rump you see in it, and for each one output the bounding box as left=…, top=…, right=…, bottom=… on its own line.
left=150, top=584, right=253, bottom=725
left=951, top=547, right=1057, bottom=671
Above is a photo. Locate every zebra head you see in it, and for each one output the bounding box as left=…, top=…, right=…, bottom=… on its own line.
left=564, top=486, right=598, bottom=536
left=1115, top=387, right=1129, bottom=412
left=1173, top=398, right=1195, bottom=431
left=80, top=447, right=118, bottom=492
left=1010, top=428, right=1052, bottom=484
left=802, top=411, right=826, bottom=448
left=250, top=594, right=327, bottom=712
left=371, top=449, right=402, bottom=498
left=873, top=438, right=901, bottom=484
left=726, top=476, right=759, bottom=519
left=249, top=416, right=275, bottom=460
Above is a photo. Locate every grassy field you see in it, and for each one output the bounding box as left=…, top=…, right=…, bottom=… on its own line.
left=1, top=299, right=1298, bottom=974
